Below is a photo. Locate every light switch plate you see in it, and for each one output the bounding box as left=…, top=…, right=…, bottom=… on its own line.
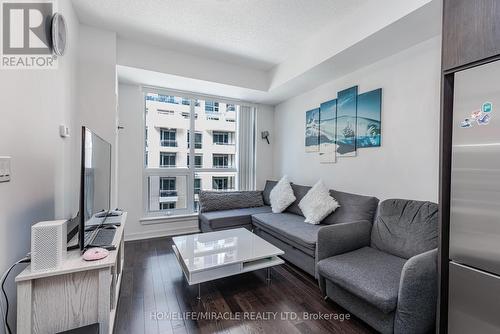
left=0, top=156, right=11, bottom=183
left=59, top=124, right=70, bottom=138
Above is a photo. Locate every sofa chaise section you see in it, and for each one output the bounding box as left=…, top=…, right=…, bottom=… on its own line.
left=200, top=206, right=272, bottom=232
left=198, top=190, right=271, bottom=232
left=198, top=180, right=379, bottom=277
left=252, top=182, right=379, bottom=277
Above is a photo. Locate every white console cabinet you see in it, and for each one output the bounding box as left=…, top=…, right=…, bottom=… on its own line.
left=16, top=213, right=127, bottom=334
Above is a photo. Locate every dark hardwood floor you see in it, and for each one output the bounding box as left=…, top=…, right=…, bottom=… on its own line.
left=114, top=237, right=375, bottom=334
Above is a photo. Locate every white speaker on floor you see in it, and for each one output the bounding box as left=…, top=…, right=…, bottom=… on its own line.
left=31, top=220, right=67, bottom=272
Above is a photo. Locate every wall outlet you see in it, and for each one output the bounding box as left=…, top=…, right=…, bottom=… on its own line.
left=0, top=156, right=11, bottom=183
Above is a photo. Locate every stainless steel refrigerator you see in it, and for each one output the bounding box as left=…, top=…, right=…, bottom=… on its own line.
left=449, top=60, right=500, bottom=333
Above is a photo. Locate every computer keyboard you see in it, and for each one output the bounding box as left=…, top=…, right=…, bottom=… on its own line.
left=84, top=230, right=95, bottom=246
left=88, top=228, right=116, bottom=247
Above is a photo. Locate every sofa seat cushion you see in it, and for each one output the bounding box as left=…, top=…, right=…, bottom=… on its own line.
left=317, top=247, right=406, bottom=314
left=251, top=212, right=322, bottom=255
left=200, top=206, right=272, bottom=230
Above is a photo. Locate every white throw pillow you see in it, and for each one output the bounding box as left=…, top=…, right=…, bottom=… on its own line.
left=299, top=180, right=340, bottom=224
left=269, top=176, right=296, bottom=213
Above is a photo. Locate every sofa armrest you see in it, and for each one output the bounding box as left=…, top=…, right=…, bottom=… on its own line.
left=316, top=220, right=372, bottom=262
left=395, top=248, right=438, bottom=334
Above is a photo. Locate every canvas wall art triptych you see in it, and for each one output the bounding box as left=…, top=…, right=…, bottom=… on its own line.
left=305, top=85, right=382, bottom=163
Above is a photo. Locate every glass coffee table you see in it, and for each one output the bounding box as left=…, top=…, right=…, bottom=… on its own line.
left=172, top=228, right=285, bottom=299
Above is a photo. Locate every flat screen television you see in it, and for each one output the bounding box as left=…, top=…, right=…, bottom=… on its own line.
left=79, top=126, right=112, bottom=250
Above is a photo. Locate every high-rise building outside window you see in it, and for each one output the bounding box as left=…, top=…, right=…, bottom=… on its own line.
left=144, top=92, right=240, bottom=216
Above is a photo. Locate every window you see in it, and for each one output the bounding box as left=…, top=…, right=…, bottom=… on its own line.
left=145, top=92, right=243, bottom=217
left=159, top=177, right=176, bottom=197
left=213, top=131, right=234, bottom=145
left=158, top=109, right=174, bottom=115
left=193, top=178, right=201, bottom=211
left=187, top=154, right=203, bottom=168
left=160, top=202, right=176, bottom=210
left=160, top=128, right=177, bottom=147
left=213, top=154, right=234, bottom=168
left=194, top=178, right=201, bottom=195
left=146, top=94, right=185, bottom=105
left=212, top=176, right=234, bottom=191
left=182, top=112, right=198, bottom=119
left=205, top=101, right=219, bottom=113
left=187, top=131, right=202, bottom=149
left=160, top=152, right=176, bottom=167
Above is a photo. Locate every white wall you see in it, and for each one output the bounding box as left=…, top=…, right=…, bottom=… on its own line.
left=255, top=105, right=275, bottom=189
left=273, top=37, right=441, bottom=202
left=117, top=38, right=269, bottom=91
left=0, top=1, right=80, bottom=330
left=78, top=24, right=118, bottom=207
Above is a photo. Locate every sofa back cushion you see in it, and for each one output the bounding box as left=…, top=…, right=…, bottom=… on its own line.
left=285, top=184, right=311, bottom=216
left=262, top=180, right=278, bottom=206
left=199, top=191, right=264, bottom=213
left=322, top=190, right=379, bottom=225
left=371, top=199, right=438, bottom=259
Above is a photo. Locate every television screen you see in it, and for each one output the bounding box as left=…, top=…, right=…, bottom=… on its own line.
left=79, top=126, right=111, bottom=250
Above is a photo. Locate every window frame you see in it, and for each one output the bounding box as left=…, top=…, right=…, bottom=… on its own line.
left=159, top=152, right=176, bottom=168
left=160, top=202, right=176, bottom=210
left=160, top=128, right=177, bottom=147
left=142, top=88, right=247, bottom=218
left=205, top=100, right=219, bottom=113
left=159, top=177, right=176, bottom=197
left=212, top=176, right=235, bottom=191
left=212, top=154, right=234, bottom=168
left=187, top=131, right=203, bottom=149
left=187, top=154, right=203, bottom=168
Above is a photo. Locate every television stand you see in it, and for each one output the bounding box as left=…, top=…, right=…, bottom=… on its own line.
left=16, top=212, right=127, bottom=334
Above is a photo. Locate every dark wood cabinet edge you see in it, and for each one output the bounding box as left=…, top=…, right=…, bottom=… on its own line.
left=437, top=72, right=453, bottom=334
left=443, top=53, right=500, bottom=75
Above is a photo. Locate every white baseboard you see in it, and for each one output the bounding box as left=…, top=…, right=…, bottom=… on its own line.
left=124, top=225, right=200, bottom=241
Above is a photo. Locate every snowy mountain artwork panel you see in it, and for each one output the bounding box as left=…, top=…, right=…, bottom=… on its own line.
left=305, top=108, right=320, bottom=152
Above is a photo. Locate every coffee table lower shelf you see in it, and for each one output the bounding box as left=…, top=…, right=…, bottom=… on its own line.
left=172, top=245, right=284, bottom=299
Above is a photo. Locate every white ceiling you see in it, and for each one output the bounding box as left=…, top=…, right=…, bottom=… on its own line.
left=71, top=0, right=368, bottom=70
left=117, top=0, right=441, bottom=105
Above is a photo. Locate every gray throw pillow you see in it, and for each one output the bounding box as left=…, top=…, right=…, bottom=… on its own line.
left=199, top=191, right=264, bottom=213
left=262, top=180, right=278, bottom=206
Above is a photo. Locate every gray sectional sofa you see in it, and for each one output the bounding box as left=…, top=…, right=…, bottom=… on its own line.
left=199, top=180, right=379, bottom=277
left=198, top=181, right=439, bottom=333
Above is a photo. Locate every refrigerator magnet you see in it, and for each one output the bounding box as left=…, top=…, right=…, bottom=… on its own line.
left=482, top=102, right=493, bottom=113
left=460, top=118, right=473, bottom=128
left=477, top=113, right=491, bottom=125
left=470, top=110, right=483, bottom=119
